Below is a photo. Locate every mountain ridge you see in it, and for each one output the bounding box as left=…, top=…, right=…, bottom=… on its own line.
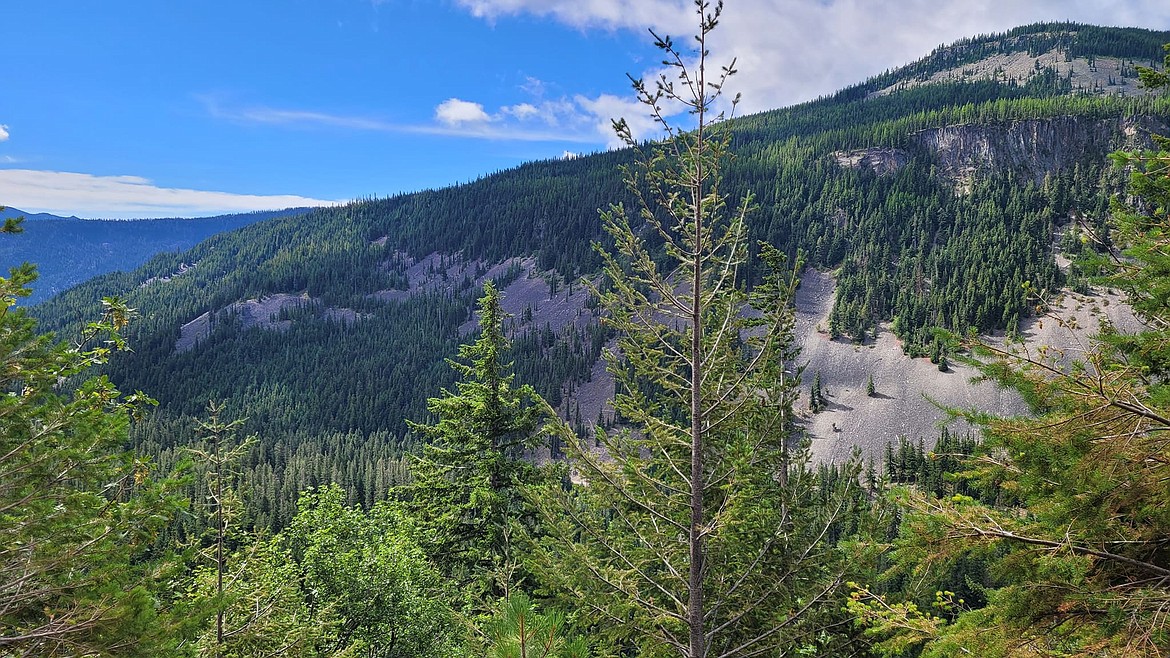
left=0, top=208, right=311, bottom=304
left=25, top=22, right=1170, bottom=525
left=0, top=206, right=81, bottom=222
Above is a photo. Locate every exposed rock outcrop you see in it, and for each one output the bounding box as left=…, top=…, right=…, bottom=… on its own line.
left=175, top=293, right=366, bottom=353
left=831, top=148, right=910, bottom=176
left=913, top=115, right=1169, bottom=189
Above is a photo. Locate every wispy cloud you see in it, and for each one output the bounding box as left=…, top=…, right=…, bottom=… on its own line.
left=456, top=0, right=690, bottom=32
left=0, top=125, right=9, bottom=142
left=225, top=105, right=395, bottom=132
left=0, top=169, right=340, bottom=219
left=573, top=93, right=661, bottom=148
left=201, top=94, right=624, bottom=144
left=455, top=0, right=1170, bottom=113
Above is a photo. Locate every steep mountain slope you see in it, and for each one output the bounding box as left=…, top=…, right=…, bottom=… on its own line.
left=29, top=22, right=1170, bottom=527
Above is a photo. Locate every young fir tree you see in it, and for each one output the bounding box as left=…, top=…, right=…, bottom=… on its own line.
left=182, top=403, right=324, bottom=658
left=809, top=370, right=827, bottom=412
left=534, top=4, right=864, bottom=657
left=482, top=593, right=590, bottom=658
left=404, top=280, right=549, bottom=602
left=849, top=47, right=1170, bottom=656
left=186, top=402, right=255, bottom=657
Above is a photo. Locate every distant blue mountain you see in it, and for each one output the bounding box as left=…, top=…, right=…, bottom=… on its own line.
left=0, top=208, right=311, bottom=304
left=0, top=206, right=82, bottom=222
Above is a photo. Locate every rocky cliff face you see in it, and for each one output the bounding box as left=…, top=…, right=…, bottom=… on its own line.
left=831, top=148, right=910, bottom=176
left=913, top=115, right=1169, bottom=188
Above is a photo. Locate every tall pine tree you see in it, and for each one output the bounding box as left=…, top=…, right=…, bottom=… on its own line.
left=534, top=4, right=864, bottom=657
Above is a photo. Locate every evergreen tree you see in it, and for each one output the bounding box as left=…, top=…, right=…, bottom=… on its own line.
left=186, top=402, right=255, bottom=657
left=535, top=5, right=864, bottom=657
left=0, top=242, right=185, bottom=655
left=482, top=593, right=590, bottom=658
left=810, top=370, right=827, bottom=412
left=403, top=281, right=549, bottom=601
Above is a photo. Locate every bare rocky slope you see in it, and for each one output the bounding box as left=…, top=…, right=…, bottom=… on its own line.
left=190, top=245, right=1129, bottom=464
left=793, top=269, right=1139, bottom=463
left=913, top=115, right=1169, bottom=189
left=172, top=98, right=1161, bottom=464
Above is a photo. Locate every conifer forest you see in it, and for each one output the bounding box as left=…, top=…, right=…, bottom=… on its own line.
left=4, top=3, right=1170, bottom=656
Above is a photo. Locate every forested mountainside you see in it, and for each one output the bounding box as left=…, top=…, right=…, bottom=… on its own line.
left=29, top=22, right=1170, bottom=527
left=8, top=16, right=1170, bottom=657
left=0, top=208, right=308, bottom=304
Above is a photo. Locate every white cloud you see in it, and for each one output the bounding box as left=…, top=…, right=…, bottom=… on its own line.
left=0, top=169, right=339, bottom=219
left=502, top=102, right=541, bottom=120
left=432, top=92, right=667, bottom=148
left=435, top=98, right=494, bottom=126
left=574, top=93, right=663, bottom=147
left=520, top=76, right=547, bottom=98
left=0, top=125, right=9, bottom=142
left=456, top=0, right=1170, bottom=113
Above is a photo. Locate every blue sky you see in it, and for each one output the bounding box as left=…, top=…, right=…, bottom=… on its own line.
left=2, top=0, right=1169, bottom=219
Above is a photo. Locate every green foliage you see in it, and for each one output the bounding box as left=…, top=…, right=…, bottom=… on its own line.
left=283, top=485, right=460, bottom=658
left=184, top=538, right=326, bottom=658
left=22, top=23, right=1170, bottom=539
left=1, top=214, right=24, bottom=234
left=180, top=481, right=463, bottom=658
left=0, top=253, right=185, bottom=655
left=404, top=282, right=551, bottom=602
left=851, top=49, right=1170, bottom=656
left=1138, top=43, right=1170, bottom=90
left=482, top=593, right=589, bottom=658
left=534, top=6, right=866, bottom=657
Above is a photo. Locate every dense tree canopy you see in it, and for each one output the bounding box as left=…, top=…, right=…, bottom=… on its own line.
left=7, top=19, right=1170, bottom=658
left=23, top=20, right=1170, bottom=530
